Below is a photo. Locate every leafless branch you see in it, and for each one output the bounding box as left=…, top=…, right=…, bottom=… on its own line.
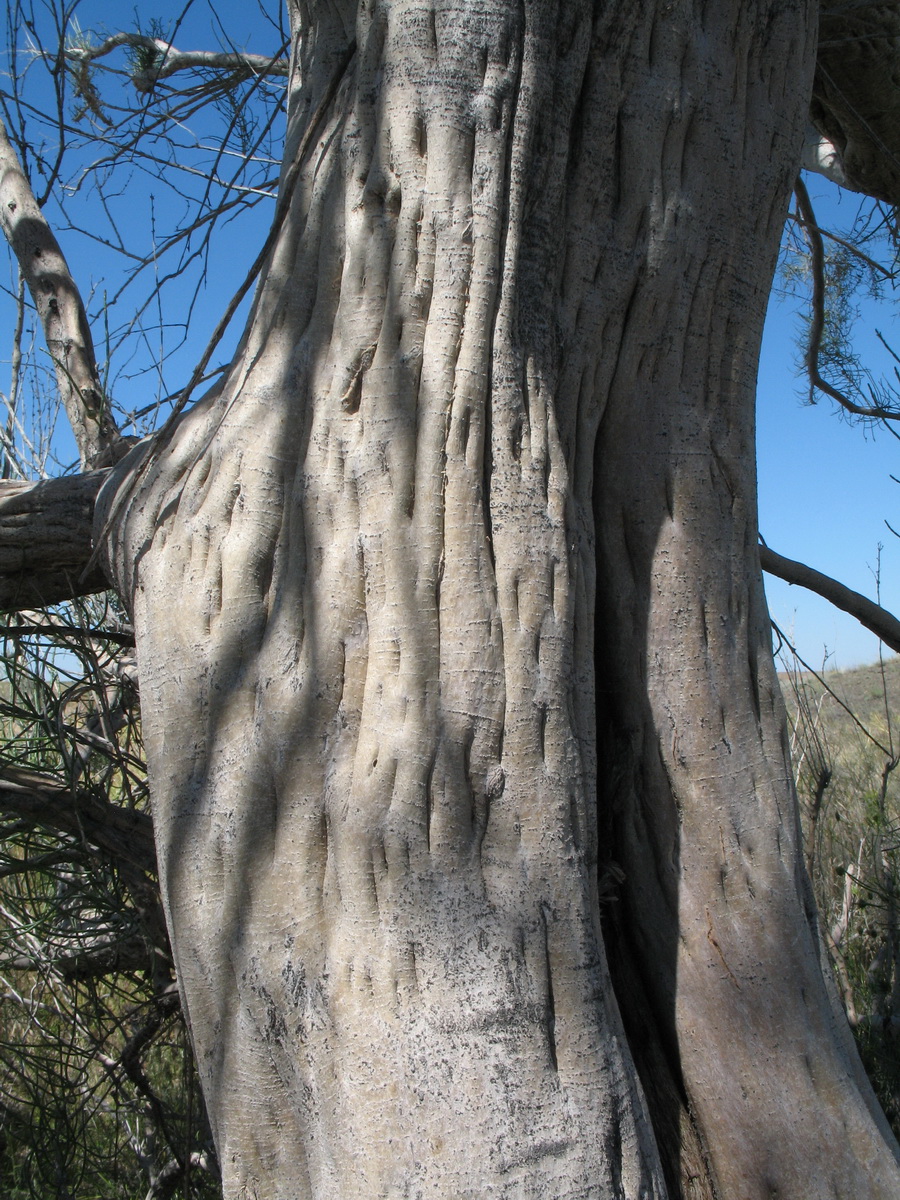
left=0, top=117, right=128, bottom=467
left=1, top=273, right=27, bottom=480
left=0, top=470, right=109, bottom=610
left=793, top=176, right=900, bottom=421
left=770, top=620, right=894, bottom=758
left=61, top=33, right=289, bottom=94
left=760, top=542, right=900, bottom=656
left=0, top=936, right=160, bottom=981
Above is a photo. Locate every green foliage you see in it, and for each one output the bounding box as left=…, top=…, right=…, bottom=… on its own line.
left=777, top=188, right=900, bottom=420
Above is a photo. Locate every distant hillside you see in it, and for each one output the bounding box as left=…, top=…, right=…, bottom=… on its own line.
left=779, top=653, right=900, bottom=756
left=779, top=651, right=900, bottom=1138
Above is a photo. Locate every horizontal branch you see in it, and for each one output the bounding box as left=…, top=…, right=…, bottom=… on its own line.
left=63, top=33, right=290, bottom=94
left=0, top=765, right=170, bottom=975
left=760, top=544, right=900, bottom=656
left=0, top=765, right=156, bottom=874
left=0, top=471, right=109, bottom=610
left=0, top=935, right=161, bottom=981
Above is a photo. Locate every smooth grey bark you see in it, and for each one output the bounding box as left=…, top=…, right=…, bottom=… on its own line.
left=91, top=1, right=900, bottom=1197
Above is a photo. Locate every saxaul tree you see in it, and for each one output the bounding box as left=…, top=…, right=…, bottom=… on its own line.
left=4, top=1, right=900, bottom=1197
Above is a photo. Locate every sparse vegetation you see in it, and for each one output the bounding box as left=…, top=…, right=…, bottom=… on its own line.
left=0, top=599, right=218, bottom=1199
left=781, top=650, right=900, bottom=1137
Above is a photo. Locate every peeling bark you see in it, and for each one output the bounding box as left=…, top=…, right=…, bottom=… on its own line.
left=90, top=1, right=900, bottom=1197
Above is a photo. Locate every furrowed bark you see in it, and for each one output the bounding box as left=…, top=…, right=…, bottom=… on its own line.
left=589, top=5, right=900, bottom=1192
left=102, top=3, right=667, bottom=1192
left=0, top=471, right=109, bottom=610
left=95, top=0, right=900, bottom=1196
left=811, top=2, right=900, bottom=205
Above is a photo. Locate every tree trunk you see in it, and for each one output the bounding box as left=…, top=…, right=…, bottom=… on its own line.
left=97, top=0, right=900, bottom=1196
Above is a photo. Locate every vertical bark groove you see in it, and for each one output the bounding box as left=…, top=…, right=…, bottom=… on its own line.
left=95, top=1, right=900, bottom=1197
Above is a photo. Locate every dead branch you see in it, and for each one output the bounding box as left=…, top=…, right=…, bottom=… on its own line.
left=760, top=542, right=900, bottom=655
left=0, top=470, right=110, bottom=610
left=0, top=118, right=130, bottom=468
left=61, top=33, right=289, bottom=94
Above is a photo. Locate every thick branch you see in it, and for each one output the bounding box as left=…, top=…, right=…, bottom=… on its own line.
left=0, top=936, right=161, bottom=981
left=812, top=3, right=900, bottom=206
left=0, top=471, right=109, bottom=610
left=0, top=766, right=168, bottom=978
left=0, top=119, right=126, bottom=469
left=0, top=765, right=156, bottom=874
left=760, top=543, right=900, bottom=655
left=63, top=33, right=290, bottom=94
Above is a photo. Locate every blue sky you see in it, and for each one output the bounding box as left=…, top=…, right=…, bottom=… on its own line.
left=756, top=180, right=900, bottom=669
left=3, top=1, right=899, bottom=669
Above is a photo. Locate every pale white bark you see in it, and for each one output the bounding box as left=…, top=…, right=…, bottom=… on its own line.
left=92, top=0, right=900, bottom=1196
left=800, top=122, right=846, bottom=186
left=0, top=121, right=126, bottom=469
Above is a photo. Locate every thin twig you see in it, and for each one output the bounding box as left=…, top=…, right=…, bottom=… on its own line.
left=771, top=620, right=894, bottom=758
left=88, top=40, right=358, bottom=574
left=794, top=177, right=900, bottom=422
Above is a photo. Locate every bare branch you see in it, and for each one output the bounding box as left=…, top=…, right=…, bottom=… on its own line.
left=0, top=118, right=128, bottom=468
left=0, top=470, right=110, bottom=610
left=0, top=765, right=168, bottom=979
left=0, top=765, right=155, bottom=876
left=0, top=936, right=160, bottom=981
left=793, top=177, right=900, bottom=422
left=61, top=33, right=290, bottom=94
left=1, top=273, right=27, bottom=480
left=760, top=543, right=900, bottom=656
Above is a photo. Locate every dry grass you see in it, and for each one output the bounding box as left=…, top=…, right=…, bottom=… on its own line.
left=781, top=651, right=900, bottom=1136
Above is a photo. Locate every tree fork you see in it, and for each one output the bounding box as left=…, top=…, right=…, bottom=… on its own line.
left=53, top=0, right=900, bottom=1196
